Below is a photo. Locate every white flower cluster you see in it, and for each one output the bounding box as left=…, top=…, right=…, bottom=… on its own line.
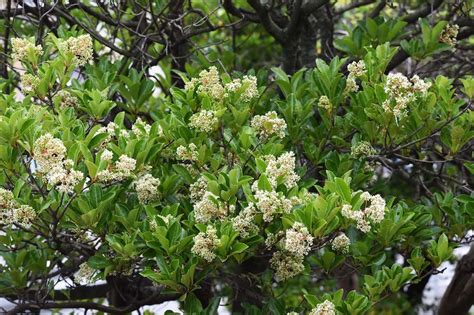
left=134, top=174, right=160, bottom=204
left=131, top=117, right=152, bottom=137
left=318, top=95, right=333, bottom=111
left=55, top=90, right=78, bottom=108
left=331, top=233, right=350, bottom=254
left=33, top=133, right=67, bottom=171
left=189, top=110, right=218, bottom=133
left=251, top=111, right=287, bottom=139
left=439, top=24, right=459, bottom=46
left=254, top=189, right=295, bottom=222
left=12, top=205, right=36, bottom=228
left=45, top=160, right=84, bottom=194
left=231, top=203, right=259, bottom=238
left=0, top=188, right=14, bottom=210
left=11, top=38, right=43, bottom=63
left=193, top=191, right=227, bottom=223
left=96, top=154, right=136, bottom=183
left=176, top=143, right=199, bottom=161
left=411, top=75, right=432, bottom=94
left=185, top=66, right=258, bottom=102
left=59, top=34, right=93, bottom=66
left=269, top=250, right=305, bottom=282
left=341, top=192, right=386, bottom=233
left=185, top=66, right=224, bottom=100
left=270, top=222, right=313, bottom=281
left=97, top=122, right=130, bottom=147
left=0, top=188, right=37, bottom=228
left=238, top=75, right=259, bottom=102
left=190, top=177, right=207, bottom=202
left=345, top=60, right=366, bottom=94
left=76, top=263, right=95, bottom=285
left=191, top=225, right=220, bottom=262
left=309, top=300, right=336, bottom=315
left=101, top=149, right=113, bottom=161
left=33, top=134, right=84, bottom=193
left=348, top=60, right=366, bottom=78
left=264, top=152, right=300, bottom=189
left=21, top=74, right=40, bottom=92
left=284, top=222, right=314, bottom=256
left=351, top=141, right=375, bottom=158
left=0, top=188, right=14, bottom=224
left=383, top=73, right=431, bottom=120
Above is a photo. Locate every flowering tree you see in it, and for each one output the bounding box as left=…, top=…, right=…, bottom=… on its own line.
left=0, top=1, right=473, bottom=314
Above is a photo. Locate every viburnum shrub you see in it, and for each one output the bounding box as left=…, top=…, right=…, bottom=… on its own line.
left=0, top=31, right=472, bottom=314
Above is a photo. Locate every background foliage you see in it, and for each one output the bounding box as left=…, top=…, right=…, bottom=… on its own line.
left=0, top=0, right=473, bottom=314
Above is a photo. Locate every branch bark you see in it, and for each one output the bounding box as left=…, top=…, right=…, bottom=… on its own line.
left=438, top=244, right=474, bottom=315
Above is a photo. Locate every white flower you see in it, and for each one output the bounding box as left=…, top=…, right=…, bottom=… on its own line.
left=345, top=76, right=359, bottom=93
left=284, top=222, right=313, bottom=257
left=190, top=177, right=207, bottom=202
left=240, top=75, right=259, bottom=101
left=196, top=66, right=225, bottom=100
left=59, top=35, right=93, bottom=66
left=383, top=72, right=431, bottom=120
left=96, top=154, right=136, bottom=183
left=385, top=73, right=412, bottom=98
left=176, top=144, right=199, bottom=161
left=115, top=155, right=136, bottom=177
left=76, top=263, right=95, bottom=285
left=45, top=162, right=84, bottom=194
left=439, top=24, right=459, bottom=46
left=341, top=192, right=386, bottom=233
left=193, top=192, right=226, bottom=223
left=189, top=110, right=218, bottom=133
left=185, top=78, right=199, bottom=91
left=254, top=189, right=294, bottom=222
left=348, top=60, right=366, bottom=78
left=309, top=300, right=336, bottom=315
left=264, top=152, right=300, bottom=189
left=55, top=90, right=78, bottom=108
left=131, top=117, right=152, bottom=137
left=134, top=174, right=160, bottom=204
left=21, top=74, right=40, bottom=92
left=225, top=78, right=242, bottom=92
left=318, top=95, right=333, bottom=111
left=411, top=75, right=431, bottom=95
left=12, top=205, right=36, bottom=228
left=364, top=194, right=386, bottom=224
left=360, top=191, right=371, bottom=202
left=231, top=203, right=259, bottom=238
left=351, top=141, right=375, bottom=157
left=0, top=188, right=15, bottom=210
left=0, top=189, right=16, bottom=225
left=331, top=233, right=350, bottom=254
left=270, top=250, right=305, bottom=281
left=33, top=134, right=67, bottom=172
left=191, top=226, right=220, bottom=262
left=251, top=111, right=287, bottom=139
left=11, top=38, right=43, bottom=63
left=101, top=149, right=113, bottom=161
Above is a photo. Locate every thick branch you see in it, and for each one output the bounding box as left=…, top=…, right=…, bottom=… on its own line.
left=439, top=244, right=474, bottom=315
left=247, top=0, right=286, bottom=43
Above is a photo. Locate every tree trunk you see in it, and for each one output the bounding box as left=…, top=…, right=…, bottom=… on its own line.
left=438, top=244, right=474, bottom=315
left=282, top=38, right=300, bottom=74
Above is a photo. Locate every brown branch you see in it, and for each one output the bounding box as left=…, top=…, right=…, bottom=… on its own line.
left=402, top=0, right=444, bottom=24
left=439, top=244, right=474, bottom=315
left=247, top=0, right=286, bottom=43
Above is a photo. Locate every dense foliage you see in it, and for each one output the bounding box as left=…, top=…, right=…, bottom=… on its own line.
left=0, top=1, right=473, bottom=314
